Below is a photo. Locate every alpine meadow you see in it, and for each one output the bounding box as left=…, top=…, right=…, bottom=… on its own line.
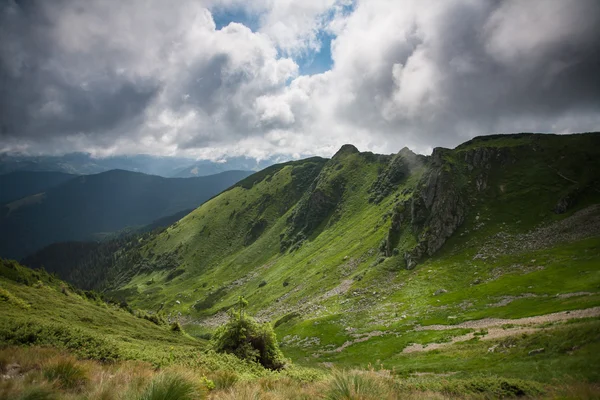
left=2, top=0, right=600, bottom=398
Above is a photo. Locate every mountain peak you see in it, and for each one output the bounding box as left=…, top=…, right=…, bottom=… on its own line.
left=332, top=144, right=359, bottom=159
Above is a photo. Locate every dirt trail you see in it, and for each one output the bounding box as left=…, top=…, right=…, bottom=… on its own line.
left=403, top=306, right=600, bottom=353
left=415, top=306, right=600, bottom=331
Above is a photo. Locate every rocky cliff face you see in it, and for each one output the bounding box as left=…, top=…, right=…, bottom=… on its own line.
left=399, top=148, right=467, bottom=268
left=390, top=145, right=521, bottom=269
left=369, top=147, right=425, bottom=204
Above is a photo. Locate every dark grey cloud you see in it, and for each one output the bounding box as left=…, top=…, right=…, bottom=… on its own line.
left=0, top=0, right=599, bottom=159
left=315, top=0, right=600, bottom=151
left=0, top=1, right=160, bottom=140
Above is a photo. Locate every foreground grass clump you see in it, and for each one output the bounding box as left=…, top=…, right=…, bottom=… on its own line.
left=139, top=373, right=204, bottom=400
left=43, top=359, right=88, bottom=390
left=213, top=297, right=285, bottom=370
left=325, top=370, right=390, bottom=400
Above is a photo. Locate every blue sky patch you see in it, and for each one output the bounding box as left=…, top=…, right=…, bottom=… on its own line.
left=212, top=7, right=261, bottom=32
left=296, top=31, right=334, bottom=76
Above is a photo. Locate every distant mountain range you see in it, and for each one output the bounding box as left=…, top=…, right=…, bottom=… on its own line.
left=0, top=152, right=282, bottom=177
left=0, top=169, right=253, bottom=259
left=0, top=171, right=76, bottom=204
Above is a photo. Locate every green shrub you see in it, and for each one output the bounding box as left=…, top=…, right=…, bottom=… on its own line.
left=0, top=321, right=120, bottom=361
left=0, top=287, right=30, bottom=309
left=199, top=375, right=216, bottom=391
left=135, top=310, right=168, bottom=326
left=43, top=360, right=88, bottom=390
left=170, top=322, right=183, bottom=332
left=213, top=297, right=285, bottom=370
left=441, top=377, right=544, bottom=398
left=165, top=269, right=185, bottom=281
left=139, top=373, right=202, bottom=400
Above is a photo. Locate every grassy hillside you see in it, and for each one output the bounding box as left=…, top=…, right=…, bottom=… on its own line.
left=0, top=169, right=252, bottom=259
left=0, top=258, right=202, bottom=365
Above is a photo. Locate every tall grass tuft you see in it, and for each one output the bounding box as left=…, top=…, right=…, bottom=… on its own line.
left=138, top=373, right=203, bottom=400
left=325, top=370, right=389, bottom=400
left=43, top=359, right=88, bottom=390
left=210, top=370, right=239, bottom=390
left=18, top=387, right=58, bottom=400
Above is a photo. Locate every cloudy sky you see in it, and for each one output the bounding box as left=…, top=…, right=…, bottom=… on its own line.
left=1, top=0, right=599, bottom=160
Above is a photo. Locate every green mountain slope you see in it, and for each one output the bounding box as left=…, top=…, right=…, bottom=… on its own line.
left=26, top=133, right=600, bottom=372
left=0, top=169, right=252, bottom=259
left=0, top=258, right=202, bottom=365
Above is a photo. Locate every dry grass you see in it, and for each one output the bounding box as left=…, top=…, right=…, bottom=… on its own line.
left=0, top=346, right=156, bottom=400
left=1, top=347, right=600, bottom=400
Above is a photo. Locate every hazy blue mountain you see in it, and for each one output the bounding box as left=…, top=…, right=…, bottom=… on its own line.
left=0, top=153, right=197, bottom=176
left=0, top=169, right=252, bottom=259
left=172, top=156, right=283, bottom=177
left=0, top=171, right=77, bottom=204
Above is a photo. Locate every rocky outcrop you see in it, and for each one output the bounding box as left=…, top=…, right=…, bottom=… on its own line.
left=462, top=145, right=519, bottom=192
left=554, top=187, right=582, bottom=214
left=383, top=200, right=410, bottom=257
left=399, top=145, right=526, bottom=268
left=402, top=148, right=467, bottom=269
left=368, top=148, right=424, bottom=204
left=244, top=218, right=268, bottom=246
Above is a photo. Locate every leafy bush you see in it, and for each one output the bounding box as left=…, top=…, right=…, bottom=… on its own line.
left=135, top=310, right=168, bottom=326
left=43, top=360, right=88, bottom=390
left=170, top=322, right=183, bottom=332
left=213, top=297, right=285, bottom=370
left=165, top=268, right=185, bottom=281
left=199, top=375, right=216, bottom=391
left=440, top=377, right=544, bottom=397
left=0, top=287, right=31, bottom=309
